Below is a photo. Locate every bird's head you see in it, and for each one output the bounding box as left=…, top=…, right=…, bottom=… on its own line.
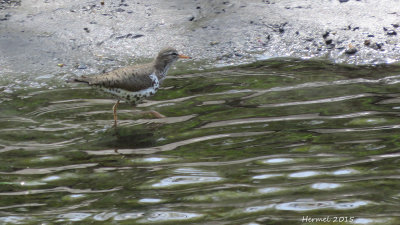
left=156, top=47, right=191, bottom=65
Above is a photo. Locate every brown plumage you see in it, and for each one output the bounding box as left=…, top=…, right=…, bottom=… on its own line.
left=69, top=47, right=191, bottom=127
left=74, top=64, right=155, bottom=92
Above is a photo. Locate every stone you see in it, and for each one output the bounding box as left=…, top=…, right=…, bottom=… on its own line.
left=387, top=30, right=397, bottom=35
left=345, top=48, right=357, bottom=54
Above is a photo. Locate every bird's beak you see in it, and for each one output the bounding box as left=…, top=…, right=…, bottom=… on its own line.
left=178, top=54, right=191, bottom=59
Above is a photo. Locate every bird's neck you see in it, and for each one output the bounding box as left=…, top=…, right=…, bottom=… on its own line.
left=154, top=59, right=173, bottom=80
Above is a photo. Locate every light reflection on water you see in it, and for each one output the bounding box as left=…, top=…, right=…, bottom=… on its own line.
left=1, top=59, right=400, bottom=224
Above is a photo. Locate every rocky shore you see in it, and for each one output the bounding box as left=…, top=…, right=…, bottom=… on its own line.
left=1, top=0, right=400, bottom=77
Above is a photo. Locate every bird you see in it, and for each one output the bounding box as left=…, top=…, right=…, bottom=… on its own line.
left=69, top=47, right=191, bottom=127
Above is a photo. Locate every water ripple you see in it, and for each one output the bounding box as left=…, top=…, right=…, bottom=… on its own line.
left=0, top=216, right=29, bottom=224
left=86, top=131, right=271, bottom=155
left=275, top=199, right=370, bottom=211
left=3, top=59, right=400, bottom=223
left=57, top=212, right=92, bottom=222
left=311, top=183, right=342, bottom=190
left=312, top=124, right=400, bottom=133
left=0, top=163, right=98, bottom=175
left=93, top=212, right=118, bottom=221
left=143, top=211, right=203, bottom=222
left=151, top=176, right=223, bottom=188
left=241, top=77, right=381, bottom=100
left=0, top=186, right=122, bottom=196
left=0, top=137, right=83, bottom=153
left=201, top=111, right=393, bottom=128
left=258, top=93, right=374, bottom=107
left=113, top=212, right=144, bottom=221
left=0, top=203, right=46, bottom=210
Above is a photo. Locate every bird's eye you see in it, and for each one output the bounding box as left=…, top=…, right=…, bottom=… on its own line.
left=171, top=52, right=178, bottom=55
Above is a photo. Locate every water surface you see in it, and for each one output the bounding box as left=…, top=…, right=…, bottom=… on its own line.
left=1, top=59, right=400, bottom=224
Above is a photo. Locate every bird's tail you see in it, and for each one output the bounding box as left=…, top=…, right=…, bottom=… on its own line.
left=66, top=76, right=89, bottom=84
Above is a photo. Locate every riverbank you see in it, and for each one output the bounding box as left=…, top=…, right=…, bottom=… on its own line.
left=1, top=0, right=400, bottom=78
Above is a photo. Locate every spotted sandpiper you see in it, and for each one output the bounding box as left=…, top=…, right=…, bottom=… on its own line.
left=69, top=47, right=191, bottom=127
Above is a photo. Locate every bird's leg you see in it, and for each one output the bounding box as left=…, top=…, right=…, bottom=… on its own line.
left=112, top=100, right=120, bottom=127
left=148, top=110, right=166, bottom=118
left=139, top=110, right=166, bottom=118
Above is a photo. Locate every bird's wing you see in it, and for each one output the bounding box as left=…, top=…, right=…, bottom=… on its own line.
left=85, top=64, right=155, bottom=92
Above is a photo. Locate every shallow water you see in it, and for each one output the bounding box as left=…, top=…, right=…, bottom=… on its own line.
left=2, top=58, right=400, bottom=224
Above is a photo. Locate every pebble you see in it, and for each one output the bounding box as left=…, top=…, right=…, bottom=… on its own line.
left=210, top=41, right=219, bottom=46
left=326, top=44, right=335, bottom=49
left=234, top=53, right=243, bottom=57
left=115, top=34, right=144, bottom=39
left=0, top=13, right=11, bottom=21
left=77, top=64, right=87, bottom=69
left=371, top=42, right=383, bottom=50
left=325, top=39, right=333, bottom=45
left=386, top=30, right=397, bottom=35
left=345, top=47, right=357, bottom=55
left=322, top=31, right=330, bottom=39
